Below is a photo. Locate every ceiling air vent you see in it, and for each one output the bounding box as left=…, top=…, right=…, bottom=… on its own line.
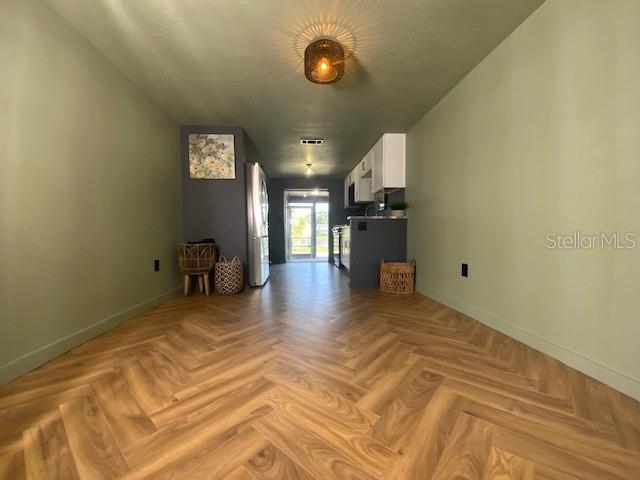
left=300, top=138, right=324, bottom=146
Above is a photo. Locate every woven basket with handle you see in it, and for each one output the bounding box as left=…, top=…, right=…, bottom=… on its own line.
left=380, top=259, right=416, bottom=294
left=214, top=256, right=244, bottom=295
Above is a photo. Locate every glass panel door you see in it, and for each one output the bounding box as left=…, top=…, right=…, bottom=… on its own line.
left=315, top=202, right=329, bottom=259
left=284, top=189, right=331, bottom=262
left=287, top=205, right=314, bottom=259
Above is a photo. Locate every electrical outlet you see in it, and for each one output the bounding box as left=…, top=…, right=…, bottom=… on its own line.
left=154, top=259, right=160, bottom=272
left=461, top=263, right=468, bottom=277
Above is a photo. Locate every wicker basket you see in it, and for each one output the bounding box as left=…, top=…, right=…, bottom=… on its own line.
left=178, top=243, right=216, bottom=275
left=380, top=259, right=416, bottom=294
left=178, top=243, right=217, bottom=296
left=215, top=256, right=244, bottom=295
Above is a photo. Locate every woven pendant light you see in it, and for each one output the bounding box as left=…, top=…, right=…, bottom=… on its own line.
left=304, top=39, right=345, bottom=84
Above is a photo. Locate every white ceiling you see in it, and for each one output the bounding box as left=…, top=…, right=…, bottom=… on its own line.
left=45, top=0, right=544, bottom=177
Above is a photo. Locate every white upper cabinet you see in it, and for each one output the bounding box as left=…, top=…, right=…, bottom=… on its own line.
left=361, top=149, right=373, bottom=175
left=371, top=133, right=406, bottom=193
left=344, top=133, right=404, bottom=205
left=354, top=173, right=373, bottom=203
left=345, top=155, right=373, bottom=205
left=344, top=171, right=353, bottom=208
left=353, top=151, right=373, bottom=203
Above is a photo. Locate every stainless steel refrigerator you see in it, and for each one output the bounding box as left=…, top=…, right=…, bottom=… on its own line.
left=246, top=163, right=270, bottom=286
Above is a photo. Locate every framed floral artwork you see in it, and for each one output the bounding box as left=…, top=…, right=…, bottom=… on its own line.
left=188, top=133, right=236, bottom=179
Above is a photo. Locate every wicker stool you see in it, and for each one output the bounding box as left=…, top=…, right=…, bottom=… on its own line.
left=178, top=243, right=216, bottom=296
left=380, top=259, right=416, bottom=294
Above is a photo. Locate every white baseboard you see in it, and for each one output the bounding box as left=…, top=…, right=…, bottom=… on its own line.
left=422, top=287, right=640, bottom=401
left=0, top=287, right=181, bottom=385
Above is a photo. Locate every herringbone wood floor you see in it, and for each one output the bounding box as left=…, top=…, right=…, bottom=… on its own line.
left=1, top=263, right=639, bottom=479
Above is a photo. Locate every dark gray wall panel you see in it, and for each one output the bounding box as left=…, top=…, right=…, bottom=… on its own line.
left=268, top=177, right=346, bottom=264
left=180, top=125, right=248, bottom=264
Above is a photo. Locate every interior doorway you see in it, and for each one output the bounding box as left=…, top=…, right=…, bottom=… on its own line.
left=284, top=189, right=329, bottom=262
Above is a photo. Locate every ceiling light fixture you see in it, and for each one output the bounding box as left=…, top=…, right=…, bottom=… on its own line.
left=304, top=39, right=345, bottom=84
left=305, top=162, right=313, bottom=176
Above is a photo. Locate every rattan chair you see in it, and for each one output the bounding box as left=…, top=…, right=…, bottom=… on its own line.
left=178, top=243, right=216, bottom=296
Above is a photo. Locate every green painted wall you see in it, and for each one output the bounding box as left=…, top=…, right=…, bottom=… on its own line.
left=0, top=0, right=181, bottom=382
left=406, top=0, right=640, bottom=399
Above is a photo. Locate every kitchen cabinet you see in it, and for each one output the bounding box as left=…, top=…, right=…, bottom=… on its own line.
left=344, top=173, right=353, bottom=208
left=345, top=157, right=373, bottom=205
left=343, top=133, right=406, bottom=203
left=360, top=149, right=372, bottom=175
left=371, top=133, right=406, bottom=193
left=352, top=150, right=374, bottom=203
left=354, top=175, right=373, bottom=203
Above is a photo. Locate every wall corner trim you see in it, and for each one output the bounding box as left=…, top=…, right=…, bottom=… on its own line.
left=0, top=286, right=181, bottom=385
left=421, top=288, right=640, bottom=402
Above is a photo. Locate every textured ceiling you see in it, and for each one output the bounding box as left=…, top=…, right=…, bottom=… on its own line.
left=45, top=0, right=544, bottom=177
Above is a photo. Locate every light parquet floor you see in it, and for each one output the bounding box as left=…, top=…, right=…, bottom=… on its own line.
left=1, top=263, right=639, bottom=479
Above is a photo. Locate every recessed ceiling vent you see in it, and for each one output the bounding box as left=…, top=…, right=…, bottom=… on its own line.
left=300, top=138, right=324, bottom=146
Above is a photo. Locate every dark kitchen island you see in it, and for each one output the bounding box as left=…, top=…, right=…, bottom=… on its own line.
left=346, top=216, right=407, bottom=288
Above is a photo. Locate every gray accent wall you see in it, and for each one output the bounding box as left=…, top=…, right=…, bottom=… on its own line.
left=180, top=125, right=248, bottom=264
left=268, top=177, right=346, bottom=264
